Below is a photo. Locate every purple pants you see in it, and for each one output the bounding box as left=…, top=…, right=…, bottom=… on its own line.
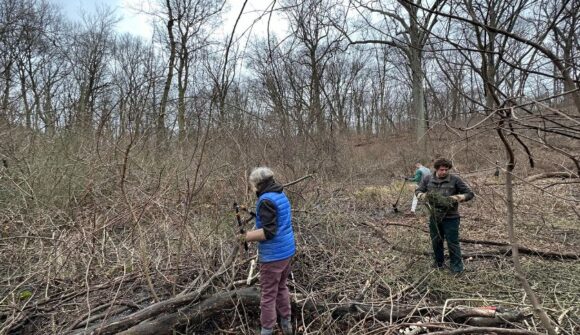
left=260, top=257, right=292, bottom=328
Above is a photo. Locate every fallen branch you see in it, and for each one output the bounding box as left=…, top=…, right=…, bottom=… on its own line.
left=391, top=246, right=503, bottom=259
left=392, top=243, right=579, bottom=260
left=118, top=287, right=262, bottom=335
left=75, top=244, right=240, bottom=335
left=526, top=171, right=578, bottom=182
left=427, top=327, right=542, bottom=335
left=446, top=306, right=529, bottom=327
left=118, top=287, right=416, bottom=335
left=460, top=239, right=580, bottom=260
left=67, top=300, right=142, bottom=332
left=115, top=287, right=530, bottom=335
left=366, top=220, right=580, bottom=260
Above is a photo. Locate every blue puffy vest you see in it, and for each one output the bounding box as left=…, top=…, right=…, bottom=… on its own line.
left=255, top=191, right=295, bottom=263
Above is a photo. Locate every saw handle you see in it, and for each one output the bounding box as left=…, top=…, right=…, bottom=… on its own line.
left=233, top=202, right=249, bottom=251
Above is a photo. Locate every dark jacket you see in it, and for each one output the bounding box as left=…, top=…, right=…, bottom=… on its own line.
left=416, top=173, right=474, bottom=219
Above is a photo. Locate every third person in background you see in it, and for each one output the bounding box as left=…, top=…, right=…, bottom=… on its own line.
left=406, top=162, right=431, bottom=214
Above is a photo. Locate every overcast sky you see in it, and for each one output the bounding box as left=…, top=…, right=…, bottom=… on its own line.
left=50, top=0, right=286, bottom=41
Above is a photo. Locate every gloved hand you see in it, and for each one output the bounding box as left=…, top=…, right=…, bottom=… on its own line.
left=416, top=192, right=426, bottom=201
left=449, top=194, right=466, bottom=203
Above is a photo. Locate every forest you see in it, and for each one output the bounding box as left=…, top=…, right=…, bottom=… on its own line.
left=0, top=0, right=578, bottom=334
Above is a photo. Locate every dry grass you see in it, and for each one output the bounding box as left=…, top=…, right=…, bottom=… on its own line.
left=0, top=128, right=578, bottom=334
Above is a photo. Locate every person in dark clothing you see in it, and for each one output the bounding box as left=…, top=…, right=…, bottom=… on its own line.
left=416, top=158, right=474, bottom=273
left=238, top=167, right=295, bottom=335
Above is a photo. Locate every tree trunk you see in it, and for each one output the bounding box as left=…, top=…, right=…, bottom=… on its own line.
left=158, top=0, right=177, bottom=147
left=177, top=59, right=187, bottom=142
left=410, top=49, right=426, bottom=145
left=311, top=53, right=324, bottom=134
left=498, top=116, right=557, bottom=335
left=1, top=60, right=12, bottom=127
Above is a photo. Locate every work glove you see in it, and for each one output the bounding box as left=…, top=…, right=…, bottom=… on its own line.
left=236, top=233, right=247, bottom=245
left=449, top=194, right=466, bottom=203
left=416, top=192, right=426, bottom=201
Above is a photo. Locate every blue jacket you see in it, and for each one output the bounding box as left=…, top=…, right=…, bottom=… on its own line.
left=256, top=190, right=295, bottom=263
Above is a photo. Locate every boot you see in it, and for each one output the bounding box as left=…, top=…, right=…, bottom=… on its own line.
left=280, top=317, right=293, bottom=335
left=260, top=327, right=273, bottom=335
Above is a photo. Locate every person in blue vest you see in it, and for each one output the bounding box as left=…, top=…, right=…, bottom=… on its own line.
left=239, top=167, right=295, bottom=335
left=406, top=162, right=432, bottom=214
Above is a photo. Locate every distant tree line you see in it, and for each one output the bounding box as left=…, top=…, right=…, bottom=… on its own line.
left=0, top=0, right=578, bottom=143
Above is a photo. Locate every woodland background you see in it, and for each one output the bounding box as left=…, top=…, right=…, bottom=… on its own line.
left=0, top=0, right=578, bottom=334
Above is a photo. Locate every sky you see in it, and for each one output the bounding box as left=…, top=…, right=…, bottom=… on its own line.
left=51, top=0, right=286, bottom=41
left=52, top=0, right=153, bottom=38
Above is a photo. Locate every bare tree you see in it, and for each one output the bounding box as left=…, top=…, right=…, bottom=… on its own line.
left=282, top=0, right=344, bottom=135
left=369, top=45, right=402, bottom=133
left=548, top=0, right=580, bottom=105
left=249, top=38, right=307, bottom=137
left=152, top=0, right=225, bottom=144
left=13, top=1, right=64, bottom=131
left=173, top=0, right=224, bottom=141
left=348, top=0, right=445, bottom=149
left=322, top=48, right=367, bottom=133
left=155, top=0, right=177, bottom=145
left=66, top=6, right=118, bottom=131
left=111, top=34, right=160, bottom=138
left=0, top=0, right=31, bottom=127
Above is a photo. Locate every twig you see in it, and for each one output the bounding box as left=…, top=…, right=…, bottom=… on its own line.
left=283, top=174, right=314, bottom=187
left=427, top=327, right=542, bottom=335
